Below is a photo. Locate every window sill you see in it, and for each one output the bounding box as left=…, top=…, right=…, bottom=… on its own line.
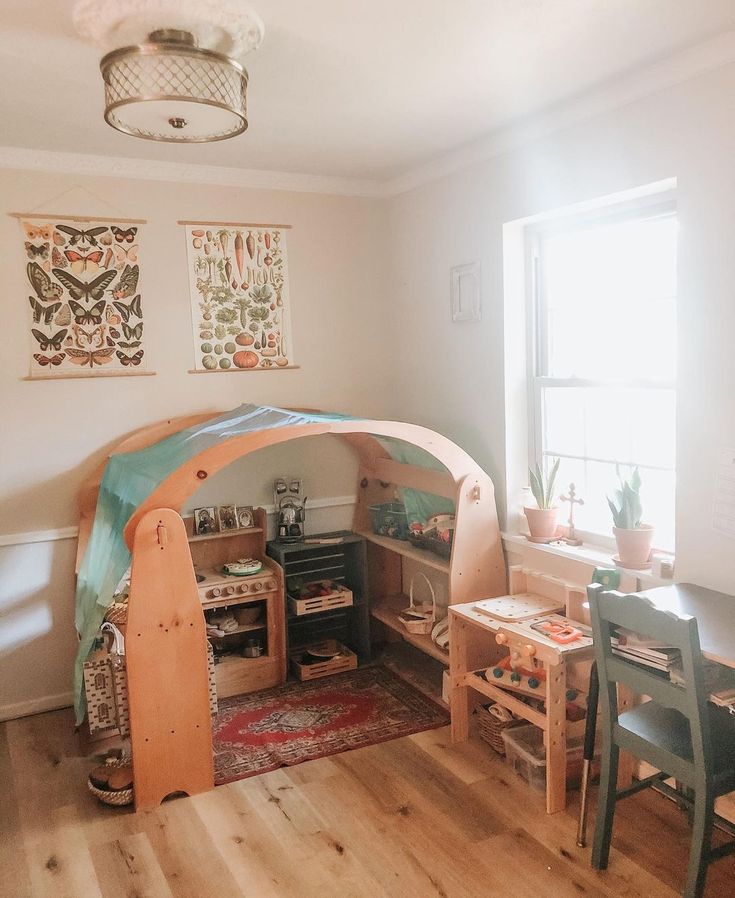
left=501, top=531, right=676, bottom=590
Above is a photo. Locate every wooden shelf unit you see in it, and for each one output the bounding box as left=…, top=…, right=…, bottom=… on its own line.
left=188, top=526, right=263, bottom=543
left=371, top=593, right=449, bottom=665
left=208, top=621, right=268, bottom=637
left=356, top=530, right=450, bottom=574
left=267, top=532, right=371, bottom=662
left=353, top=455, right=506, bottom=669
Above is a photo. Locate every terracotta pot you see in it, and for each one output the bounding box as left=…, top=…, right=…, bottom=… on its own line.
left=613, top=525, right=654, bottom=567
left=523, top=506, right=559, bottom=540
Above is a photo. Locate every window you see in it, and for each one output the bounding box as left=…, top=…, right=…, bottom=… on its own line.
left=528, top=196, right=677, bottom=550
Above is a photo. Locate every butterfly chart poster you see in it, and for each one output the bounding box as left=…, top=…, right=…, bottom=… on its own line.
left=20, top=218, right=146, bottom=378
left=184, top=224, right=294, bottom=371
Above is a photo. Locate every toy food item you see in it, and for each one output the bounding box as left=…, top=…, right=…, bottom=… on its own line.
left=287, top=578, right=339, bottom=599
left=222, top=558, right=263, bottom=576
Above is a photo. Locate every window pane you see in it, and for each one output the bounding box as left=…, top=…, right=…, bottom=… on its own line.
left=532, top=200, right=677, bottom=551
left=542, top=386, right=675, bottom=471
left=547, top=455, right=675, bottom=552
left=541, top=213, right=677, bottom=382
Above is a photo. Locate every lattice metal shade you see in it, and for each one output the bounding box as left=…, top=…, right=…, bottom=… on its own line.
left=100, top=33, right=248, bottom=142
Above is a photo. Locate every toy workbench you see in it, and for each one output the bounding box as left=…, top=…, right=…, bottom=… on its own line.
left=448, top=567, right=594, bottom=814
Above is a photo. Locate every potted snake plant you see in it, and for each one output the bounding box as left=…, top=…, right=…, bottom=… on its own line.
left=524, top=458, right=560, bottom=541
left=607, top=466, right=653, bottom=568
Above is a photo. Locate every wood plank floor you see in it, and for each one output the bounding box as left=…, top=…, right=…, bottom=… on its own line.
left=2, top=708, right=735, bottom=898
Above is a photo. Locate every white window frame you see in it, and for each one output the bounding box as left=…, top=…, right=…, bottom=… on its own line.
left=525, top=194, right=677, bottom=548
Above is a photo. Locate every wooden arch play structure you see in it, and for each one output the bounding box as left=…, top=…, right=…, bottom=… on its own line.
left=77, top=408, right=506, bottom=809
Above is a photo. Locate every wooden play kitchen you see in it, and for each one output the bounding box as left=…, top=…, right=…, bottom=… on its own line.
left=188, top=506, right=286, bottom=698
left=75, top=405, right=507, bottom=810
left=449, top=566, right=595, bottom=814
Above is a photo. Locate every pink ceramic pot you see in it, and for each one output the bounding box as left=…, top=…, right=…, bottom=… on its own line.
left=523, top=506, right=559, bottom=540
left=613, top=524, right=654, bottom=568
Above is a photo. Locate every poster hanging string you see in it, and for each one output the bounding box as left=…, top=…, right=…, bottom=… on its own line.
left=10, top=184, right=146, bottom=224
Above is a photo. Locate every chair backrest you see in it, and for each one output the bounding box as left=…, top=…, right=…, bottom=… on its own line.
left=587, top=584, right=713, bottom=774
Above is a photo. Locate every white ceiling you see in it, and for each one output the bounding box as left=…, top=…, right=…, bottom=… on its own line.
left=2, top=0, right=735, bottom=184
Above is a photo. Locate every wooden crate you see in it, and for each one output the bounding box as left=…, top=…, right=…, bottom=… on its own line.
left=288, top=586, right=353, bottom=616
left=290, top=641, right=358, bottom=681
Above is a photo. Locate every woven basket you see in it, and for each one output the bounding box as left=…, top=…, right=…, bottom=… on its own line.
left=476, top=703, right=524, bottom=756
left=399, top=572, right=436, bottom=635
left=87, top=757, right=133, bottom=807
left=104, top=603, right=128, bottom=626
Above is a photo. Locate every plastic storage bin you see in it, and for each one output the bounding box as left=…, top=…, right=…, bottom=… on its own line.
left=368, top=501, right=409, bottom=540
left=501, top=723, right=586, bottom=791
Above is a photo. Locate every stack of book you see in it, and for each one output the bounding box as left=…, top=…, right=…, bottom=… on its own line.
left=613, top=630, right=735, bottom=712
left=611, top=630, right=681, bottom=677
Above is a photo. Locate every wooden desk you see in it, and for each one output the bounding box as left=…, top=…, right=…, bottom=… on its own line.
left=638, top=583, right=735, bottom=670
left=449, top=601, right=594, bottom=814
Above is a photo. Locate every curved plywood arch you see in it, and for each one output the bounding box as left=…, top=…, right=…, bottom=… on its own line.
left=77, top=407, right=506, bottom=809
left=76, top=412, right=218, bottom=571
left=77, top=407, right=506, bottom=603
left=122, top=419, right=484, bottom=542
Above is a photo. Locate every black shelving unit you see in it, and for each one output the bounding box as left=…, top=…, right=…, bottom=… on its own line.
left=266, top=531, right=371, bottom=662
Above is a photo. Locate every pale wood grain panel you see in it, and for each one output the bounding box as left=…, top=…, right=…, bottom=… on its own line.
left=127, top=509, right=214, bottom=810
left=2, top=709, right=734, bottom=897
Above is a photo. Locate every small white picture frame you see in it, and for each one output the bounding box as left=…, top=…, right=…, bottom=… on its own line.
left=450, top=262, right=481, bottom=323
left=236, top=505, right=255, bottom=529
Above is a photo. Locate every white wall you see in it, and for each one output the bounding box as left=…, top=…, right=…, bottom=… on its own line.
left=386, top=61, right=735, bottom=595
left=0, top=169, right=387, bottom=717
left=7, top=57, right=735, bottom=719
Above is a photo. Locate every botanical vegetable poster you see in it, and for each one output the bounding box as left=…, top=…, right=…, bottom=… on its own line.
left=184, top=224, right=294, bottom=371
left=20, top=217, right=145, bottom=378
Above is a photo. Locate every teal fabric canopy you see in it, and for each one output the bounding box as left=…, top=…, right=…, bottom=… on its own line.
left=74, top=404, right=455, bottom=721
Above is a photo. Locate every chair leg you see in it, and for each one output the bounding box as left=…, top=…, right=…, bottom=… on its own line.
left=591, top=741, right=619, bottom=870
left=683, top=788, right=714, bottom=898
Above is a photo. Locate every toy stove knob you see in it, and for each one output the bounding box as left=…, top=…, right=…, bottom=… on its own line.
left=495, top=633, right=508, bottom=646
left=266, top=579, right=276, bottom=590
left=239, top=583, right=249, bottom=593
left=209, top=587, right=221, bottom=598
left=225, top=585, right=235, bottom=595
left=253, top=581, right=263, bottom=592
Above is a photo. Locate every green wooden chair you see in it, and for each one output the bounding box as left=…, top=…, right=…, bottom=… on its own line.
left=587, top=583, right=735, bottom=898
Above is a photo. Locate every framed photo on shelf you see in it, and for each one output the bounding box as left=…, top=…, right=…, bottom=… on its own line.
left=218, top=505, right=238, bottom=531
left=236, top=505, right=255, bottom=529
left=193, top=506, right=217, bottom=535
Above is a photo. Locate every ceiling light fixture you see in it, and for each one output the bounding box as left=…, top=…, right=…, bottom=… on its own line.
left=73, top=0, right=264, bottom=143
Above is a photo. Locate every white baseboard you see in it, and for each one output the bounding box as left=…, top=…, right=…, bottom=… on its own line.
left=0, top=496, right=358, bottom=548
left=0, top=691, right=74, bottom=723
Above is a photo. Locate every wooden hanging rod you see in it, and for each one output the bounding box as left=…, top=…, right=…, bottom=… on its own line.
left=187, top=366, right=300, bottom=374
left=23, top=370, right=156, bottom=382
left=177, top=220, right=292, bottom=229
left=9, top=212, right=147, bottom=225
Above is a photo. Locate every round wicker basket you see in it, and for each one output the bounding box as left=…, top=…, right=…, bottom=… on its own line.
left=476, top=703, right=524, bottom=755
left=87, top=758, right=133, bottom=807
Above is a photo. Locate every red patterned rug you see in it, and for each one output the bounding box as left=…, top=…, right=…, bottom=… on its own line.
left=213, top=665, right=448, bottom=784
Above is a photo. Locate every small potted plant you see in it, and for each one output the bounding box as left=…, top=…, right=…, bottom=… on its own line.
left=607, top=466, right=653, bottom=568
left=524, top=458, right=560, bottom=542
